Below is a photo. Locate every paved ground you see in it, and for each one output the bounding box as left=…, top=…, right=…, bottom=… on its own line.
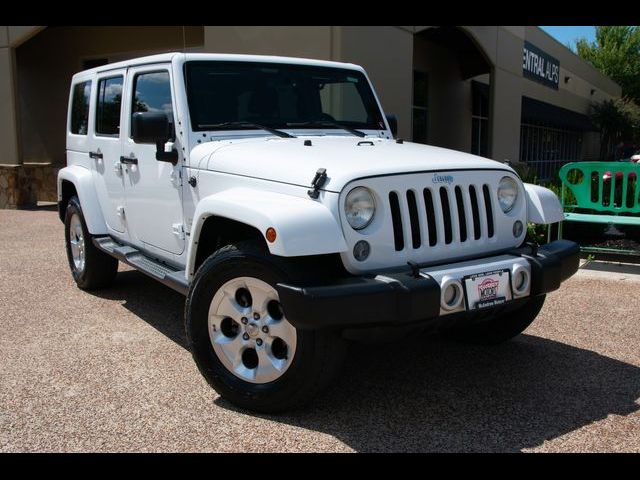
left=1, top=208, right=639, bottom=452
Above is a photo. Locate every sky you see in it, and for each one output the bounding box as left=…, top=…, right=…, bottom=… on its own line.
left=539, top=26, right=596, bottom=51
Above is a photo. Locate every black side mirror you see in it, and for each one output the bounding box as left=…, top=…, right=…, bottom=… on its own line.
left=131, top=111, right=178, bottom=165
left=132, top=111, right=171, bottom=143
left=385, top=114, right=398, bottom=138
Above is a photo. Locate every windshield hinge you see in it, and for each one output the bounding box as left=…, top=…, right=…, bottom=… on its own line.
left=172, top=223, right=185, bottom=240
left=307, top=168, right=327, bottom=199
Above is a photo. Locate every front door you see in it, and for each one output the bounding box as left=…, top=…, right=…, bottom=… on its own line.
left=121, top=65, right=185, bottom=255
left=90, top=70, right=126, bottom=233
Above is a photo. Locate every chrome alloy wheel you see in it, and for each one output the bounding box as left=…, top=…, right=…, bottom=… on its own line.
left=69, top=213, right=86, bottom=272
left=208, top=277, right=297, bottom=384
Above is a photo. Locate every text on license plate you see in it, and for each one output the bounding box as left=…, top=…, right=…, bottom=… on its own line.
left=463, top=269, right=512, bottom=310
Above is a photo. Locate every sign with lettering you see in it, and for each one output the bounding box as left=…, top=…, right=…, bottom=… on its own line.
left=522, top=41, right=560, bottom=90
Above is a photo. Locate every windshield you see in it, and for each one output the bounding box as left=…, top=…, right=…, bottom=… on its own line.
left=184, top=61, right=386, bottom=132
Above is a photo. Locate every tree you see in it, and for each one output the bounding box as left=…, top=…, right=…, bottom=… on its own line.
left=576, top=26, right=640, bottom=104
left=590, top=98, right=640, bottom=159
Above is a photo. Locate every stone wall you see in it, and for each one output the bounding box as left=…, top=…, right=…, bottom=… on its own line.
left=0, top=164, right=59, bottom=208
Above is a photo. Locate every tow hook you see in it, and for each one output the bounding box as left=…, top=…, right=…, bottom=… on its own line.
left=407, top=261, right=421, bottom=279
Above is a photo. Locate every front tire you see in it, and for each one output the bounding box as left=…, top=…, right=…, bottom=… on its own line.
left=439, top=294, right=546, bottom=345
left=185, top=241, right=347, bottom=413
left=64, top=196, right=118, bottom=290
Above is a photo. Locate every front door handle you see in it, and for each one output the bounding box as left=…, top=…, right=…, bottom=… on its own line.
left=120, top=156, right=138, bottom=165
left=89, top=151, right=103, bottom=159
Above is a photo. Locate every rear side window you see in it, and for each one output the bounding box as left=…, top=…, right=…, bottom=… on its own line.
left=70, top=81, right=91, bottom=135
left=95, top=76, right=123, bottom=136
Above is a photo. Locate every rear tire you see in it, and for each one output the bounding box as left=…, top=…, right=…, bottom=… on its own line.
left=64, top=196, right=118, bottom=290
left=439, top=294, right=546, bottom=345
left=185, top=241, right=347, bottom=413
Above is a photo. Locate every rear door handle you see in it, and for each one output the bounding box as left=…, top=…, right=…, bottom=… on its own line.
left=120, top=156, right=138, bottom=165
left=89, top=151, right=103, bottom=159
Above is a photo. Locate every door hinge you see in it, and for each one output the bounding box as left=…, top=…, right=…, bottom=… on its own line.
left=172, top=223, right=185, bottom=240
left=170, top=168, right=182, bottom=185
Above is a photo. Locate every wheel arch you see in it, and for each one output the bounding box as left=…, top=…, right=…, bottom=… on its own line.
left=185, top=188, right=348, bottom=281
left=192, top=216, right=267, bottom=275
left=57, top=165, right=108, bottom=235
left=58, top=179, right=77, bottom=222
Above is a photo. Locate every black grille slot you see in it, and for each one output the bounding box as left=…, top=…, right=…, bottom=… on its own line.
left=389, top=191, right=404, bottom=251
left=469, top=185, right=481, bottom=240
left=627, top=172, right=636, bottom=208
left=613, top=171, right=623, bottom=207
left=406, top=190, right=421, bottom=249
left=439, top=187, right=453, bottom=244
left=454, top=186, right=467, bottom=243
left=591, top=171, right=599, bottom=203
left=423, top=188, right=437, bottom=246
left=482, top=184, right=494, bottom=238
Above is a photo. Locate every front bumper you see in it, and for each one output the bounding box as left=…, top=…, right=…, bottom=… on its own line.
left=276, top=240, right=580, bottom=330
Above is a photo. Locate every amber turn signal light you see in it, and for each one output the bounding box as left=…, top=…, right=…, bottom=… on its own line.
left=265, top=227, right=277, bottom=243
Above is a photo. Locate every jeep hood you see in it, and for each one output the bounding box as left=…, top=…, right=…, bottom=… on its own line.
left=187, top=136, right=515, bottom=192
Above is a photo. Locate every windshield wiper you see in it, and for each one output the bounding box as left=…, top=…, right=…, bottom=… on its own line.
left=197, top=122, right=296, bottom=138
left=285, top=120, right=366, bottom=138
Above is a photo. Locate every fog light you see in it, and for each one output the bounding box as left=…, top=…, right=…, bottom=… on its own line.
left=513, top=220, right=523, bottom=238
left=440, top=278, right=463, bottom=311
left=443, top=284, right=458, bottom=305
left=511, top=264, right=530, bottom=296
left=353, top=240, right=370, bottom=261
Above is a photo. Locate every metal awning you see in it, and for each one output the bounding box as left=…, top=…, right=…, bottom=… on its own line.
left=521, top=96, right=595, bottom=131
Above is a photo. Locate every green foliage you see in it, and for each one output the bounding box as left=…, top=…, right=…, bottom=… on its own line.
left=577, top=27, right=640, bottom=155
left=527, top=222, right=548, bottom=245
left=589, top=98, right=640, bottom=158
left=576, top=26, right=640, bottom=104
left=552, top=171, right=578, bottom=209
left=511, top=162, right=576, bottom=207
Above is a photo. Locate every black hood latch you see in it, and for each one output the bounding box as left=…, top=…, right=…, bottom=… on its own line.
left=307, top=168, right=327, bottom=199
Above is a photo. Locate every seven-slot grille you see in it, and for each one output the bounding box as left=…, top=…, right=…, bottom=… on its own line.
left=388, top=183, right=495, bottom=251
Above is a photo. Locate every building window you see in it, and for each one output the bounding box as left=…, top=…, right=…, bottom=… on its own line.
left=519, top=120, right=583, bottom=181
left=412, top=71, right=428, bottom=144
left=70, top=81, right=91, bottom=135
left=95, top=76, right=123, bottom=136
left=519, top=97, right=590, bottom=181
left=471, top=81, right=489, bottom=157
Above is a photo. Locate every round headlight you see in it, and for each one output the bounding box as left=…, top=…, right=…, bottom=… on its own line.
left=344, top=187, right=376, bottom=230
left=497, top=176, right=518, bottom=213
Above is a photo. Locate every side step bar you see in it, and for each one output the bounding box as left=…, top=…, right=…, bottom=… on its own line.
left=93, top=236, right=189, bottom=296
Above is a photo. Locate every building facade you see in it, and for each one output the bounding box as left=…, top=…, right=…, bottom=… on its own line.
left=0, top=26, right=621, bottom=208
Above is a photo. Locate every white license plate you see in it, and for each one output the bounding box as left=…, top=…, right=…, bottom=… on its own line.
left=463, top=269, right=512, bottom=311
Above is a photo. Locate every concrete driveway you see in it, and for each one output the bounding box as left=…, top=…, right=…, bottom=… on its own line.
left=1, top=208, right=639, bottom=452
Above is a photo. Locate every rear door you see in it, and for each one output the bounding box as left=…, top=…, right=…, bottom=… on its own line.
left=121, top=65, right=185, bottom=255
left=88, top=70, right=127, bottom=234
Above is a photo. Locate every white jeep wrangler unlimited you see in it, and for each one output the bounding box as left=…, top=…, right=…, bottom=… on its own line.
left=58, top=53, right=579, bottom=412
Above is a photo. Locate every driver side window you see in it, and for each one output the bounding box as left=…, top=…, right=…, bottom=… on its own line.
left=131, top=71, right=174, bottom=138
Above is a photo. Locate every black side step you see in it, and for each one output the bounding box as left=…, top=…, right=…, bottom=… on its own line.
left=93, top=236, right=189, bottom=296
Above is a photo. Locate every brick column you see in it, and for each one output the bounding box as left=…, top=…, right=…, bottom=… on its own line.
left=0, top=37, right=28, bottom=208
left=0, top=45, right=20, bottom=167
